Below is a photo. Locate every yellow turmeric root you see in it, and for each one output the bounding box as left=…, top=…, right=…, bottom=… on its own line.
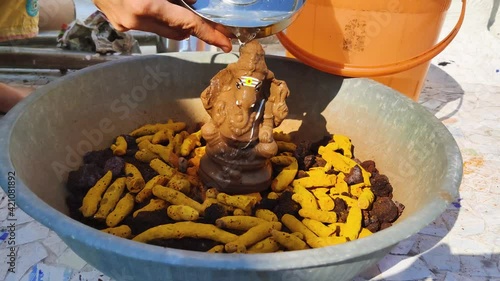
left=225, top=222, right=279, bottom=253
left=270, top=155, right=296, bottom=166
left=149, top=158, right=177, bottom=179
left=276, top=141, right=297, bottom=152
left=267, top=192, right=280, bottom=200
left=302, top=218, right=335, bottom=237
left=167, top=205, right=200, bottom=221
left=207, top=245, right=225, bottom=253
left=166, top=174, right=191, bottom=194
left=360, top=165, right=372, bottom=187
left=101, top=225, right=132, bottom=238
left=201, top=198, right=219, bottom=211
left=327, top=222, right=344, bottom=235
left=76, top=120, right=399, bottom=252
left=124, top=163, right=146, bottom=193
left=307, top=236, right=348, bottom=248
left=152, top=129, right=174, bottom=144
left=358, top=228, right=373, bottom=239
left=233, top=208, right=250, bottom=216
left=318, top=143, right=358, bottom=173
left=247, top=237, right=281, bottom=253
left=133, top=198, right=168, bottom=218
left=135, top=175, right=169, bottom=203
left=137, top=139, right=152, bottom=151
left=357, top=187, right=375, bottom=210
left=173, top=131, right=190, bottom=156
left=180, top=130, right=202, bottom=157
left=194, top=146, right=206, bottom=157
left=135, top=135, right=153, bottom=144
left=332, top=134, right=353, bottom=158
left=311, top=188, right=335, bottom=211
left=152, top=185, right=203, bottom=213
left=245, top=192, right=262, bottom=204
left=135, top=149, right=159, bottom=163
left=292, top=168, right=336, bottom=188
left=291, top=185, right=318, bottom=209
left=270, top=229, right=309, bottom=251
left=330, top=195, right=357, bottom=207
left=106, top=193, right=135, bottom=227
left=205, top=188, right=218, bottom=199
left=110, top=136, right=127, bottom=156
left=350, top=183, right=365, bottom=198
left=216, top=216, right=280, bottom=231
left=188, top=146, right=205, bottom=167
left=133, top=222, right=237, bottom=244
left=202, top=198, right=234, bottom=213
left=281, top=214, right=317, bottom=242
left=255, top=209, right=278, bottom=222
left=80, top=171, right=113, bottom=217
left=291, top=232, right=305, bottom=241
left=270, top=155, right=298, bottom=192
left=341, top=205, right=362, bottom=240
left=148, top=142, right=178, bottom=168
left=216, top=193, right=256, bottom=214
left=330, top=173, right=350, bottom=195
left=94, top=177, right=127, bottom=220
left=130, top=122, right=186, bottom=137
left=299, top=208, right=337, bottom=224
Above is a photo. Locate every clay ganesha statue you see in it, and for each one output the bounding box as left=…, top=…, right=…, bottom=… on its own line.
left=198, top=40, right=290, bottom=194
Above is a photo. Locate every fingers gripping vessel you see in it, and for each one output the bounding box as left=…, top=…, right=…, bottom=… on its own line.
left=198, top=41, right=290, bottom=194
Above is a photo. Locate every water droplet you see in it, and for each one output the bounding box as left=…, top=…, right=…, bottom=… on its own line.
left=230, top=27, right=259, bottom=45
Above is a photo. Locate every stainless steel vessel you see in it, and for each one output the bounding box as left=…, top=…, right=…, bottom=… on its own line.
left=180, top=0, right=306, bottom=41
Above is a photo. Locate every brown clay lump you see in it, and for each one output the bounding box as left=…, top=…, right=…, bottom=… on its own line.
left=370, top=174, right=393, bottom=197
left=369, top=197, right=399, bottom=223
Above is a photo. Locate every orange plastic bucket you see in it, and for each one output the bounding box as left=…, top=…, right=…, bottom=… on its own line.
left=277, top=0, right=466, bottom=101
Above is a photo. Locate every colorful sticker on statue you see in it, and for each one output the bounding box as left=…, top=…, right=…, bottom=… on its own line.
left=26, top=0, right=39, bottom=17
left=239, top=76, right=262, bottom=88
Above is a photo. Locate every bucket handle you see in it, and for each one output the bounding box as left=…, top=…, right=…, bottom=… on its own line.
left=276, top=0, right=467, bottom=77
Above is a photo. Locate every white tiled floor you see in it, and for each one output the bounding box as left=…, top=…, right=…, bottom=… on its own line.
left=1, top=0, right=500, bottom=280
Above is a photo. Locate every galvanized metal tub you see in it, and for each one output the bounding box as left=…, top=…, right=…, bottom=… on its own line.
left=0, top=52, right=462, bottom=281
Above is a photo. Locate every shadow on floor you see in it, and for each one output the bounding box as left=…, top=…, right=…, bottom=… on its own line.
left=355, top=60, right=499, bottom=280
left=367, top=248, right=499, bottom=280
left=353, top=63, right=472, bottom=280
left=418, top=63, right=465, bottom=122
left=488, top=0, right=500, bottom=31
left=354, top=203, right=465, bottom=281
left=354, top=175, right=498, bottom=280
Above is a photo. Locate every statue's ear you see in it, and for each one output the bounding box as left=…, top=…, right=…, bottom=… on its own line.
left=213, top=100, right=226, bottom=126
left=201, top=86, right=213, bottom=109
left=201, top=69, right=232, bottom=109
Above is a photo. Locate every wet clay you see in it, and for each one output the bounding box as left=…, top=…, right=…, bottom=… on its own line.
left=198, top=40, right=290, bottom=194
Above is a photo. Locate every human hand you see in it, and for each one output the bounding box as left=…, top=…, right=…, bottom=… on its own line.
left=92, top=0, right=233, bottom=52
